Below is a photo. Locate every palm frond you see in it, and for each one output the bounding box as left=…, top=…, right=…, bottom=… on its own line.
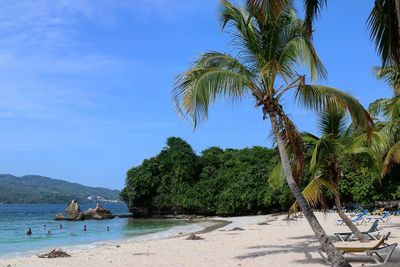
left=309, top=138, right=321, bottom=172
left=347, top=131, right=390, bottom=179
left=368, top=97, right=392, bottom=118
left=374, top=66, right=400, bottom=94
left=347, top=131, right=389, bottom=155
left=221, top=0, right=261, bottom=66
left=173, top=52, right=253, bottom=127
left=309, top=135, right=344, bottom=173
left=369, top=96, right=400, bottom=126
left=268, top=162, right=286, bottom=188
left=295, top=85, right=374, bottom=135
left=367, top=0, right=400, bottom=67
left=303, top=0, right=327, bottom=37
left=246, top=0, right=287, bottom=21
left=279, top=35, right=327, bottom=80
left=383, top=140, right=400, bottom=174
left=317, top=108, right=347, bottom=137
left=301, top=131, right=319, bottom=145
left=289, top=175, right=337, bottom=214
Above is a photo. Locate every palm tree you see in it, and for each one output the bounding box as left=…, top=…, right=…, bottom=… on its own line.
left=364, top=66, right=400, bottom=174
left=302, top=0, right=400, bottom=68
left=287, top=108, right=368, bottom=241
left=173, top=1, right=372, bottom=266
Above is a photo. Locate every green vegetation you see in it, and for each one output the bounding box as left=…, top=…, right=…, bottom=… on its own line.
left=0, top=174, right=120, bottom=204
left=121, top=137, right=287, bottom=216
left=121, top=137, right=400, bottom=216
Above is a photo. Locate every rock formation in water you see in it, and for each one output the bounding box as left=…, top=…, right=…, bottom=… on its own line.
left=55, top=200, right=114, bottom=220
left=67, top=200, right=84, bottom=220
left=83, top=203, right=114, bottom=219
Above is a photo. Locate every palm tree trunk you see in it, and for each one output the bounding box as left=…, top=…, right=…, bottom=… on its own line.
left=269, top=114, right=350, bottom=267
left=333, top=194, right=366, bottom=241
left=396, top=0, right=400, bottom=38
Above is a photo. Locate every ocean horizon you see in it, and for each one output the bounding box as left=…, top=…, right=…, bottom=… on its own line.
left=0, top=203, right=194, bottom=258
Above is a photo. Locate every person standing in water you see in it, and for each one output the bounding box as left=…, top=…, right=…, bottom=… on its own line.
left=107, top=226, right=110, bottom=231
left=26, top=228, right=32, bottom=236
left=59, top=224, right=63, bottom=230
left=83, top=225, right=87, bottom=231
left=47, top=230, right=51, bottom=236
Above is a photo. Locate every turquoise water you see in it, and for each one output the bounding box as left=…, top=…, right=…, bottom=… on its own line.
left=0, top=204, right=189, bottom=258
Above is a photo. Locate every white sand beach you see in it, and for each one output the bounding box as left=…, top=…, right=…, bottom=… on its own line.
left=1, top=212, right=399, bottom=267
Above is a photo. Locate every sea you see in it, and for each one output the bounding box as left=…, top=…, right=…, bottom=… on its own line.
left=0, top=203, right=198, bottom=258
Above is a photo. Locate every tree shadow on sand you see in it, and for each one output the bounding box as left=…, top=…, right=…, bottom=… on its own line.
left=236, top=241, right=325, bottom=264
left=235, top=240, right=400, bottom=266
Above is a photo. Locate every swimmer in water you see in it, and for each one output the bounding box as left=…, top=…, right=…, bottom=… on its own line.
left=107, top=226, right=110, bottom=231
left=47, top=230, right=51, bottom=236
left=83, top=225, right=87, bottom=231
left=26, top=228, right=32, bottom=236
left=59, top=224, right=63, bottom=230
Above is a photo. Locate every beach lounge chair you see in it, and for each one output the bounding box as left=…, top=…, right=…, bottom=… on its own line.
left=346, top=208, right=362, bottom=217
left=371, top=207, right=385, bottom=216
left=363, top=211, right=391, bottom=224
left=336, top=210, right=367, bottom=226
left=333, top=232, right=397, bottom=264
left=334, top=220, right=381, bottom=241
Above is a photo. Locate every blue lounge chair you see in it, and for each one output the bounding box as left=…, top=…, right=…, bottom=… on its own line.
left=364, top=211, right=391, bottom=224
left=336, top=210, right=368, bottom=226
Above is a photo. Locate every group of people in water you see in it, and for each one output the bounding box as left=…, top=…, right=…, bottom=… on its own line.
left=26, top=224, right=110, bottom=236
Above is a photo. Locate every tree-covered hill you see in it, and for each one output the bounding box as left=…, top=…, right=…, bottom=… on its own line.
left=0, top=174, right=120, bottom=204
left=121, top=137, right=288, bottom=216
left=121, top=137, right=400, bottom=217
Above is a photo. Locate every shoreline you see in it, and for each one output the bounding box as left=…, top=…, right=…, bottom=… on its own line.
left=0, top=216, right=244, bottom=261
left=2, top=213, right=399, bottom=266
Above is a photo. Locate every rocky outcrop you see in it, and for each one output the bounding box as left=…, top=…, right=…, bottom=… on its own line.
left=55, top=200, right=114, bottom=220
left=55, top=200, right=84, bottom=220
left=83, top=203, right=114, bottom=220
left=54, top=213, right=65, bottom=220
left=66, top=200, right=84, bottom=220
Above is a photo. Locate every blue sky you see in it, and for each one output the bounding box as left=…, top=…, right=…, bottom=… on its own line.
left=0, top=0, right=393, bottom=189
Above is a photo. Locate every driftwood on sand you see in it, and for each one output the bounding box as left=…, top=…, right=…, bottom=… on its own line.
left=186, top=234, right=204, bottom=240
left=38, top=249, right=71, bottom=258
left=230, top=227, right=244, bottom=231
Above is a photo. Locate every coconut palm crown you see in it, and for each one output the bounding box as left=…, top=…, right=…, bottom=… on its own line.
left=173, top=1, right=372, bottom=266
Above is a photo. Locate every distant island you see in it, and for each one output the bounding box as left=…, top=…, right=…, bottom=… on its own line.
left=0, top=174, right=121, bottom=204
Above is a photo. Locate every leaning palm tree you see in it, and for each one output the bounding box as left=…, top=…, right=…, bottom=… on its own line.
left=173, top=1, right=372, bottom=266
left=287, top=108, right=369, bottom=241
left=301, top=0, right=400, bottom=68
